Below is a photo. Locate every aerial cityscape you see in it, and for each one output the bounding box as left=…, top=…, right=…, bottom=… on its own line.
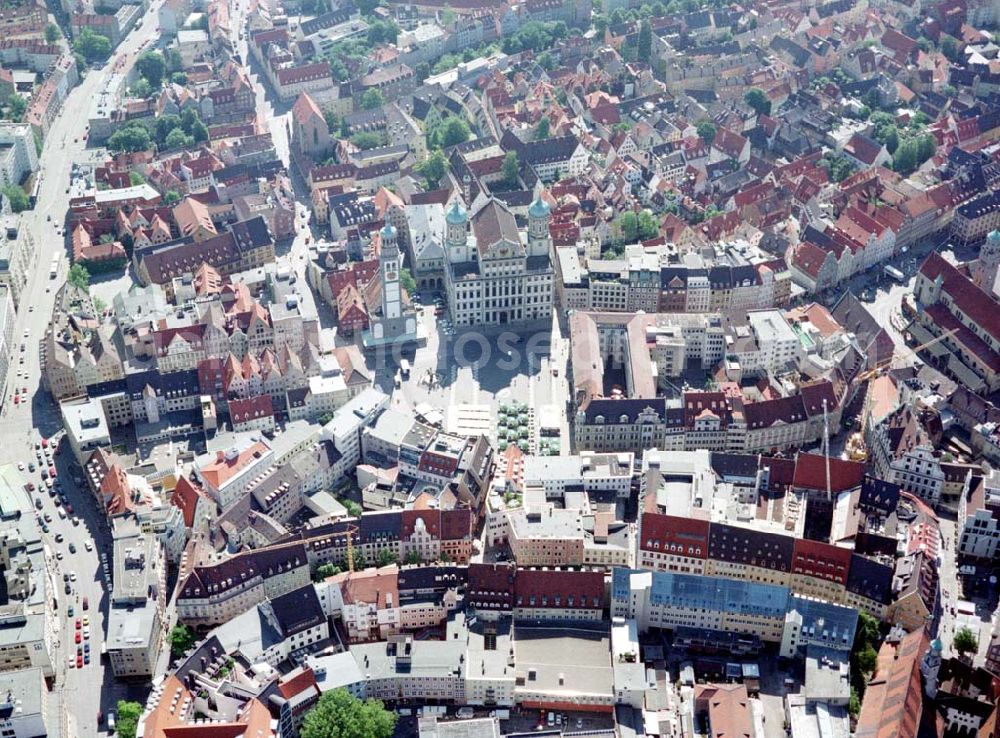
left=2, top=0, right=1000, bottom=737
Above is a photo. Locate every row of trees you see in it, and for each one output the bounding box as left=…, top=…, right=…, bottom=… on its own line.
left=109, top=108, right=209, bottom=153
left=500, top=20, right=570, bottom=55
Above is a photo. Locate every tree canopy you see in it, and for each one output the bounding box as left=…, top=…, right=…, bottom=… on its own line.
left=115, top=701, right=143, bottom=738
left=45, top=22, right=60, bottom=43
left=617, top=209, right=658, bottom=243
left=351, top=131, right=384, bottom=150
left=2, top=184, right=28, bottom=213
left=313, top=562, right=341, bottom=581
left=501, top=20, right=569, bottom=54
left=696, top=121, right=716, bottom=146
left=536, top=115, right=551, bottom=140
left=744, top=87, right=771, bottom=116
left=136, top=51, right=167, bottom=89
left=301, top=689, right=396, bottom=738
left=637, top=20, right=652, bottom=63
left=360, top=88, right=385, bottom=110
left=415, top=150, right=448, bottom=188
left=108, top=122, right=151, bottom=153
left=954, top=626, right=979, bottom=656
left=426, top=114, right=470, bottom=149
left=67, top=264, right=90, bottom=290
left=501, top=150, right=519, bottom=188
left=74, top=28, right=112, bottom=62
left=168, top=625, right=198, bottom=658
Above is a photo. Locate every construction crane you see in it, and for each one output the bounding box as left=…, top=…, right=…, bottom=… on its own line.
left=845, top=327, right=960, bottom=465
left=854, top=327, right=959, bottom=386
left=315, top=523, right=359, bottom=573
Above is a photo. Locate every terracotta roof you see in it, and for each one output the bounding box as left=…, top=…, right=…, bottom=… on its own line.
left=334, top=565, right=399, bottom=610
left=172, top=476, right=206, bottom=528
left=855, top=629, right=930, bottom=738
left=920, top=251, right=1000, bottom=349
left=198, top=441, right=270, bottom=490
left=292, top=92, right=323, bottom=126
left=694, top=683, right=752, bottom=738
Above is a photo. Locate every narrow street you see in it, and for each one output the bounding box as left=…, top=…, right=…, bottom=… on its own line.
left=0, top=4, right=168, bottom=736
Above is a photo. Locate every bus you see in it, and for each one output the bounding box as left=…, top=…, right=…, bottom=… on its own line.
left=49, top=255, right=59, bottom=279
left=883, top=265, right=906, bottom=282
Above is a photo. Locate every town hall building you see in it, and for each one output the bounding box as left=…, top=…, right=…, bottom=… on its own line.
left=442, top=192, right=554, bottom=327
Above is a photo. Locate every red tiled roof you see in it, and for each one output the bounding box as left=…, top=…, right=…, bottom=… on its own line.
left=919, top=251, right=1000, bottom=349
left=514, top=568, right=605, bottom=609
left=793, top=452, right=864, bottom=493
left=640, top=512, right=710, bottom=556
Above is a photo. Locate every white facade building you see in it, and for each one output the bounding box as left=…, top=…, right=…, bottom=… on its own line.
left=443, top=194, right=554, bottom=327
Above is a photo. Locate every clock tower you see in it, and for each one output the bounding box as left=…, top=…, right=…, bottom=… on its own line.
left=380, top=223, right=402, bottom=321
left=363, top=222, right=420, bottom=349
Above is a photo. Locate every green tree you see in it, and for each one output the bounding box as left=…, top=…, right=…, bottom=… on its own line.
left=2, top=184, right=28, bottom=213
left=376, top=548, right=398, bottom=567
left=136, top=51, right=167, bottom=88
left=884, top=126, right=899, bottom=154
left=856, top=611, right=880, bottom=647
left=131, top=78, right=152, bottom=98
left=168, top=624, right=198, bottom=657
left=164, top=48, right=183, bottom=72
left=399, top=267, right=417, bottom=294
left=351, top=131, right=383, bottom=150
left=341, top=498, right=362, bottom=517
left=129, top=171, right=146, bottom=186
left=696, top=120, right=716, bottom=146
left=74, top=27, right=112, bottom=62
left=190, top=119, right=209, bottom=143
left=164, top=127, right=191, bottom=149
left=954, top=626, right=979, bottom=656
left=415, top=150, right=447, bottom=188
left=108, top=122, right=151, bottom=153
left=743, top=87, right=771, bottom=116
left=536, top=115, right=551, bottom=140
left=155, top=114, right=182, bottom=144
left=366, top=19, right=399, bottom=45
left=164, top=190, right=181, bottom=204
left=849, top=687, right=860, bottom=717
left=941, top=35, right=961, bottom=63
left=618, top=211, right=639, bottom=242
left=855, top=644, right=878, bottom=674
left=415, top=61, right=431, bottom=81
left=404, top=550, right=422, bottom=565
left=440, top=116, right=470, bottom=147
left=7, top=94, right=27, bottom=122
left=501, top=150, right=519, bottom=188
left=115, top=701, right=143, bottom=738
left=67, top=264, right=90, bottom=290
left=314, top=562, right=341, bottom=581
left=45, top=22, right=60, bottom=43
left=171, top=71, right=188, bottom=85
left=301, top=689, right=396, bottom=738
left=442, top=5, right=456, bottom=25
left=360, top=88, right=384, bottom=110
left=637, top=19, right=652, bottom=63
left=637, top=209, right=658, bottom=240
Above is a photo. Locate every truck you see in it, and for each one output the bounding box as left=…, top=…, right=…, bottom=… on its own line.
left=883, top=265, right=906, bottom=282
left=400, top=359, right=411, bottom=378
